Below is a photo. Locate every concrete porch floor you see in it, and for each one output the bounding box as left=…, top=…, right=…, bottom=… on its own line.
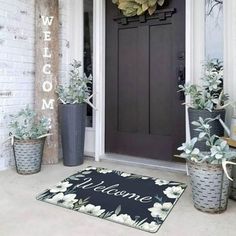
left=1, top=159, right=236, bottom=236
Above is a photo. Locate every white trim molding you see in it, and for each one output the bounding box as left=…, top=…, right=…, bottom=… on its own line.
left=192, top=0, right=206, bottom=85
left=224, top=0, right=236, bottom=125
left=185, top=0, right=205, bottom=174
left=185, top=0, right=205, bottom=141
left=94, top=0, right=106, bottom=161
left=185, top=0, right=194, bottom=141
left=67, top=0, right=84, bottom=72
left=100, top=154, right=186, bottom=173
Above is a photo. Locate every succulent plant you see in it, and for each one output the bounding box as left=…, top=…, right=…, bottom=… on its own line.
left=7, top=106, right=51, bottom=140
left=179, top=59, right=229, bottom=111
left=56, top=60, right=92, bottom=104
left=177, top=116, right=236, bottom=164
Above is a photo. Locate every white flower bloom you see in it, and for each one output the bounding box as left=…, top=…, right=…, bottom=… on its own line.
left=108, top=214, right=135, bottom=226
left=154, top=179, right=169, bottom=186
left=85, top=167, right=97, bottom=171
left=46, top=193, right=78, bottom=209
left=98, top=169, right=113, bottom=174
left=163, top=186, right=183, bottom=199
left=120, top=172, right=131, bottom=177
left=141, top=176, right=149, bottom=179
left=140, top=221, right=160, bottom=232
left=79, top=204, right=105, bottom=216
left=50, top=181, right=72, bottom=193
left=148, top=202, right=173, bottom=220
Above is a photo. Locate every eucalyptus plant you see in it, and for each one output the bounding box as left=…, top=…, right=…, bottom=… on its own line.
left=179, top=59, right=229, bottom=111
left=112, top=0, right=165, bottom=17
left=56, top=60, right=92, bottom=104
left=177, top=116, right=236, bottom=164
left=7, top=106, right=51, bottom=140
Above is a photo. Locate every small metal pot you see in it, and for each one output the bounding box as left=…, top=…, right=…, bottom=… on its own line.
left=187, top=160, right=232, bottom=213
left=13, top=138, right=45, bottom=175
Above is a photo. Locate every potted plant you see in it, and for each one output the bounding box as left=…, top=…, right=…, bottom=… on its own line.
left=8, top=106, right=51, bottom=175
left=179, top=59, right=229, bottom=151
left=177, top=116, right=236, bottom=213
left=56, top=60, right=92, bottom=166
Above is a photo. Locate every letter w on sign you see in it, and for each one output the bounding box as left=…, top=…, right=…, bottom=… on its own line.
left=35, top=0, right=59, bottom=164
left=42, top=16, right=54, bottom=26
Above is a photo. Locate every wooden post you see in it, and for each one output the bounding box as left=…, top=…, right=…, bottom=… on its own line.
left=35, top=0, right=59, bottom=164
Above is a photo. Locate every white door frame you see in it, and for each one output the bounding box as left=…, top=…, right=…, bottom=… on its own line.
left=93, top=0, right=106, bottom=161
left=94, top=0, right=205, bottom=161
left=224, top=1, right=236, bottom=124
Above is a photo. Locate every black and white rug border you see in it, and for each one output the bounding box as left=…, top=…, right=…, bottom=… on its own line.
left=36, top=166, right=187, bottom=233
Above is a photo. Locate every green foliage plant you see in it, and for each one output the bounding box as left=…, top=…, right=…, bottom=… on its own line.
left=177, top=116, right=236, bottom=164
left=8, top=106, right=51, bottom=140
left=56, top=60, right=92, bottom=104
left=179, top=59, right=229, bottom=111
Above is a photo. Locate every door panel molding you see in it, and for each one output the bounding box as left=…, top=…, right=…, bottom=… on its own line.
left=114, top=8, right=176, bottom=25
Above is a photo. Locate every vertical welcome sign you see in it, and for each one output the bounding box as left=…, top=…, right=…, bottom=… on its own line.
left=35, top=0, right=59, bottom=164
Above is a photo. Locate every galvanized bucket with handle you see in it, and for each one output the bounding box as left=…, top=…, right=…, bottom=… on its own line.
left=13, top=138, right=45, bottom=175
left=187, top=160, right=232, bottom=213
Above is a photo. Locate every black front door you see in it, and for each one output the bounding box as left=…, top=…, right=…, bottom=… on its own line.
left=105, top=0, right=185, bottom=161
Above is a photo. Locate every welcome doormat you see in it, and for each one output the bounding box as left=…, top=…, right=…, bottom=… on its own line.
left=36, top=167, right=186, bottom=233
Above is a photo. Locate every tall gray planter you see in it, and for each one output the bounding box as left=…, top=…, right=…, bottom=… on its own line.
left=188, top=108, right=225, bottom=151
left=59, top=103, right=86, bottom=166
left=187, top=160, right=232, bottom=213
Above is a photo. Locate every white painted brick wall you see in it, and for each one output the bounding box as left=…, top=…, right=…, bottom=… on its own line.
left=0, top=0, right=69, bottom=170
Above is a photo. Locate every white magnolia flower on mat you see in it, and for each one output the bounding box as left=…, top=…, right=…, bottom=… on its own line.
left=163, top=186, right=183, bottom=199
left=154, top=179, right=169, bottom=186
left=148, top=202, right=173, bottom=220
left=85, top=167, right=97, bottom=171
left=140, top=221, right=160, bottom=233
left=108, top=214, right=135, bottom=226
left=79, top=204, right=105, bottom=216
left=141, top=176, right=149, bottom=180
left=98, top=169, right=113, bottom=174
left=120, top=172, right=131, bottom=177
left=46, top=193, right=78, bottom=209
left=50, top=181, right=72, bottom=193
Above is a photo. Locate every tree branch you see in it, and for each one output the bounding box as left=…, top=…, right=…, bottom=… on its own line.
left=207, top=0, right=223, bottom=16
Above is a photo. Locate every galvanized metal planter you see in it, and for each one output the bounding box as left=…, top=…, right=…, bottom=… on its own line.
left=187, top=160, right=232, bottom=213
left=188, top=108, right=225, bottom=151
left=230, top=165, right=236, bottom=200
left=13, top=138, right=45, bottom=175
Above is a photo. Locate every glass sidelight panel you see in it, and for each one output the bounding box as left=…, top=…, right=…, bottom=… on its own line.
left=205, top=0, right=223, bottom=60
left=84, top=0, right=93, bottom=127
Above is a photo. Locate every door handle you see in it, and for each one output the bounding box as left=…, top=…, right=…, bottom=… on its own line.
left=177, top=66, right=185, bottom=101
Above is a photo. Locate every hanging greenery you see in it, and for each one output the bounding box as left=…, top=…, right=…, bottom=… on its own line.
left=112, top=0, right=165, bottom=17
